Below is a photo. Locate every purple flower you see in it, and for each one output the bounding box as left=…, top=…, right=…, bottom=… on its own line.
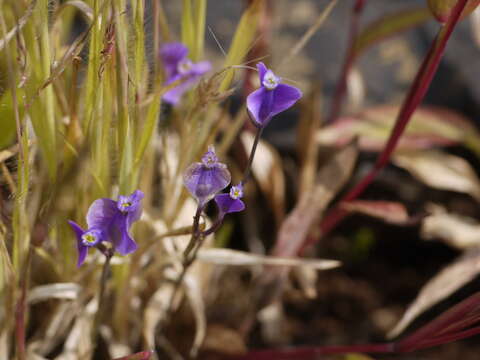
left=68, top=190, right=144, bottom=266
left=214, top=183, right=245, bottom=217
left=183, top=146, right=231, bottom=205
left=160, top=42, right=211, bottom=105
left=246, top=62, right=302, bottom=128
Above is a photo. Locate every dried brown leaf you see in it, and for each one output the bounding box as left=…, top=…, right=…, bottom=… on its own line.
left=388, top=247, right=480, bottom=338
left=317, top=106, right=476, bottom=152
left=393, top=150, right=480, bottom=201
left=421, top=204, right=480, bottom=249
left=342, top=200, right=410, bottom=225
left=201, top=324, right=247, bottom=356
left=241, top=132, right=286, bottom=224
left=273, top=142, right=358, bottom=257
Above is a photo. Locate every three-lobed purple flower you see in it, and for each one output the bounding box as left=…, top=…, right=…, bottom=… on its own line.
left=246, top=62, right=302, bottom=128
left=183, top=146, right=231, bottom=206
left=160, top=42, right=211, bottom=105
left=68, top=190, right=144, bottom=267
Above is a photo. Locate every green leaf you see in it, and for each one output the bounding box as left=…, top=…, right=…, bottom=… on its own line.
left=219, top=0, right=263, bottom=92
left=0, top=91, right=17, bottom=149
left=181, top=0, right=195, bottom=51
left=427, top=0, right=480, bottom=23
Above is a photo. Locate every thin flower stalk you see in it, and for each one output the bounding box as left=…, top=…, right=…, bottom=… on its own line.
left=313, top=0, right=469, bottom=246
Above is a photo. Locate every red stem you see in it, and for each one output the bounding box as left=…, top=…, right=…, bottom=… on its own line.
left=313, top=0, right=468, bottom=246
left=239, top=342, right=395, bottom=360
left=327, top=0, right=367, bottom=123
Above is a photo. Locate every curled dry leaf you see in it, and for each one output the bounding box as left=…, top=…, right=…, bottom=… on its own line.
left=388, top=247, right=480, bottom=338
left=421, top=204, right=480, bottom=249
left=317, top=106, right=477, bottom=152
left=341, top=200, right=412, bottom=225
left=393, top=150, right=480, bottom=201
left=241, top=131, right=286, bottom=224
left=197, top=248, right=340, bottom=270
left=27, top=283, right=81, bottom=304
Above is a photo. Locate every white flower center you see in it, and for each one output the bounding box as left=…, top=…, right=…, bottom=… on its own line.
left=82, top=233, right=97, bottom=245
left=230, top=186, right=243, bottom=199
left=262, top=70, right=279, bottom=90
left=177, top=59, right=193, bottom=74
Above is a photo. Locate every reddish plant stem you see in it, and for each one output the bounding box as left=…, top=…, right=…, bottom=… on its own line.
left=326, top=0, right=367, bottom=123
left=239, top=342, right=395, bottom=360
left=15, top=246, right=33, bottom=360
left=311, top=0, right=468, bottom=247
left=402, top=326, right=480, bottom=352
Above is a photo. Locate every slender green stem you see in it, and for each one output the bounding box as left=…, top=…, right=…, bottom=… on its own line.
left=92, top=249, right=113, bottom=346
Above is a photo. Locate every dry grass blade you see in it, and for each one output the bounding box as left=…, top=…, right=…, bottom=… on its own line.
left=28, top=302, right=78, bottom=356
left=273, top=142, right=358, bottom=257
left=27, top=283, right=81, bottom=304
left=388, top=247, right=480, bottom=338
left=143, top=284, right=175, bottom=350
left=393, top=150, right=480, bottom=201
left=184, top=274, right=206, bottom=358
left=278, top=0, right=339, bottom=68
left=197, top=248, right=340, bottom=270
left=58, top=1, right=94, bottom=22
left=55, top=299, right=96, bottom=360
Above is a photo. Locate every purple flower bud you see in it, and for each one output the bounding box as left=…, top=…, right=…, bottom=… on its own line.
left=214, top=183, right=245, bottom=216
left=246, top=62, right=302, bottom=128
left=183, top=146, right=231, bottom=205
left=160, top=42, right=211, bottom=105
left=68, top=190, right=144, bottom=266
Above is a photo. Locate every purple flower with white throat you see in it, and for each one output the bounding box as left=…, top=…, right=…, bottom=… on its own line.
left=68, top=190, right=144, bottom=266
left=160, top=42, right=211, bottom=105
left=214, top=183, right=245, bottom=218
left=183, top=146, right=231, bottom=206
left=246, top=62, right=302, bottom=128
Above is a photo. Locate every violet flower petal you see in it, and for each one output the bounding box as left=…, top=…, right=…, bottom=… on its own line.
left=68, top=220, right=89, bottom=267
left=257, top=62, right=268, bottom=83
left=246, top=87, right=269, bottom=127
left=117, top=189, right=144, bottom=219
left=271, top=83, right=302, bottom=117
left=183, top=162, right=231, bottom=205
left=112, top=215, right=138, bottom=255
left=163, top=74, right=199, bottom=105
left=160, top=42, right=189, bottom=78
left=86, top=198, right=118, bottom=229
left=214, top=193, right=245, bottom=215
